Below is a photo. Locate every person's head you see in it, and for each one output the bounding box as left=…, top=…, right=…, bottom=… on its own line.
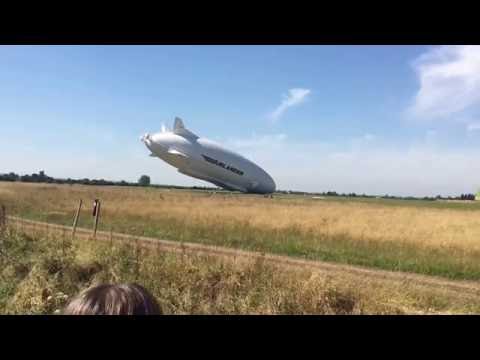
left=63, top=283, right=162, bottom=315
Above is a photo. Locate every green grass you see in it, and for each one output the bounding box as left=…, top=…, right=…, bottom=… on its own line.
left=0, top=226, right=377, bottom=315
left=275, top=194, right=480, bottom=211
left=3, top=182, right=480, bottom=283
left=11, top=208, right=480, bottom=282
left=3, top=225, right=480, bottom=314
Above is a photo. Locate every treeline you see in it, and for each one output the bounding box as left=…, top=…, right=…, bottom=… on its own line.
left=0, top=171, right=477, bottom=200
left=0, top=171, right=134, bottom=186
left=459, top=194, right=476, bottom=201
left=276, top=190, right=478, bottom=201
left=0, top=171, right=218, bottom=191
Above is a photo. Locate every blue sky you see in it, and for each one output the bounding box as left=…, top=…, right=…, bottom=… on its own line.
left=1, top=45, right=480, bottom=196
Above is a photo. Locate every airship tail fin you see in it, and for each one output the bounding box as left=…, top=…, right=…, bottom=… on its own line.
left=173, top=117, right=199, bottom=140
left=174, top=117, right=185, bottom=130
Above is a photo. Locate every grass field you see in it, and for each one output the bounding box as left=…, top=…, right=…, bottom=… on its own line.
left=2, top=182, right=480, bottom=281
left=0, top=226, right=380, bottom=314
left=2, top=225, right=480, bottom=314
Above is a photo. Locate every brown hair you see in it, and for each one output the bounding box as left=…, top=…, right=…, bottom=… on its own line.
left=63, top=283, right=162, bottom=315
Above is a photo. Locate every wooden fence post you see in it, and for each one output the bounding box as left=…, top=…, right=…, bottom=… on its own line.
left=72, top=200, right=83, bottom=240
left=93, top=200, right=101, bottom=240
left=62, top=227, right=66, bottom=257
left=135, top=237, right=140, bottom=281
left=0, top=204, right=5, bottom=230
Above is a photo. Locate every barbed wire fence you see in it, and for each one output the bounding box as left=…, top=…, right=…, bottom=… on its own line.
left=1, top=200, right=272, bottom=286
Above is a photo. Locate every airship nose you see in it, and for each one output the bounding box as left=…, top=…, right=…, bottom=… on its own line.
left=141, top=133, right=147, bottom=140
left=141, top=133, right=152, bottom=145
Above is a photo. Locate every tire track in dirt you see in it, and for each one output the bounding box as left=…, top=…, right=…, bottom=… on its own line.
left=6, top=215, right=480, bottom=297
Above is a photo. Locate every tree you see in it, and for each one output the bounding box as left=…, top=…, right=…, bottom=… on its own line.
left=138, top=175, right=151, bottom=187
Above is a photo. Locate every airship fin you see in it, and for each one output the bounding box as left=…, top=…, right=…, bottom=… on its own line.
left=210, top=179, right=247, bottom=192
left=174, top=117, right=185, bottom=130
left=179, top=168, right=247, bottom=192
left=178, top=168, right=211, bottom=182
left=173, top=117, right=199, bottom=140
left=167, top=148, right=188, bottom=158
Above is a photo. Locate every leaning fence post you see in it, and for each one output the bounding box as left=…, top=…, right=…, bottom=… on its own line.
left=72, top=200, right=83, bottom=240
left=62, top=227, right=66, bottom=257
left=0, top=204, right=5, bottom=229
left=92, top=199, right=101, bottom=240
left=135, top=237, right=140, bottom=281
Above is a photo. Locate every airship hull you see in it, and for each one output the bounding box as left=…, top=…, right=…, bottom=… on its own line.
left=142, top=118, right=276, bottom=194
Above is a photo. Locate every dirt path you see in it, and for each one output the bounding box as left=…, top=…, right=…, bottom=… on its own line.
left=6, top=215, right=480, bottom=297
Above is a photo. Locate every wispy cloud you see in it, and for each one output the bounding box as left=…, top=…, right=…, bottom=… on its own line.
left=467, top=123, right=480, bottom=132
left=228, top=133, right=287, bottom=149
left=363, top=133, right=375, bottom=142
left=269, top=88, right=311, bottom=122
left=408, top=45, right=480, bottom=120
left=349, top=133, right=377, bottom=150
left=225, top=132, right=480, bottom=197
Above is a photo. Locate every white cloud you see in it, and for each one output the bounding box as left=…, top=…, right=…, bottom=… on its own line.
left=0, top=126, right=207, bottom=188
left=409, top=45, right=480, bottom=120
left=3, top=130, right=480, bottom=197
left=467, top=123, right=480, bottom=132
left=3, top=121, right=479, bottom=198
left=269, top=88, right=311, bottom=122
left=228, top=133, right=287, bottom=149
left=424, top=130, right=437, bottom=145
left=225, top=133, right=480, bottom=197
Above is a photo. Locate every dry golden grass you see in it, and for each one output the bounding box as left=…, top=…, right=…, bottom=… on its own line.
left=2, top=225, right=480, bottom=314
left=2, top=182, right=480, bottom=280
left=2, top=181, right=480, bottom=250
left=3, top=182, right=480, bottom=313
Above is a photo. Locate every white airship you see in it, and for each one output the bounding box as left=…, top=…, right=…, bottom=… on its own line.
left=141, top=118, right=276, bottom=194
